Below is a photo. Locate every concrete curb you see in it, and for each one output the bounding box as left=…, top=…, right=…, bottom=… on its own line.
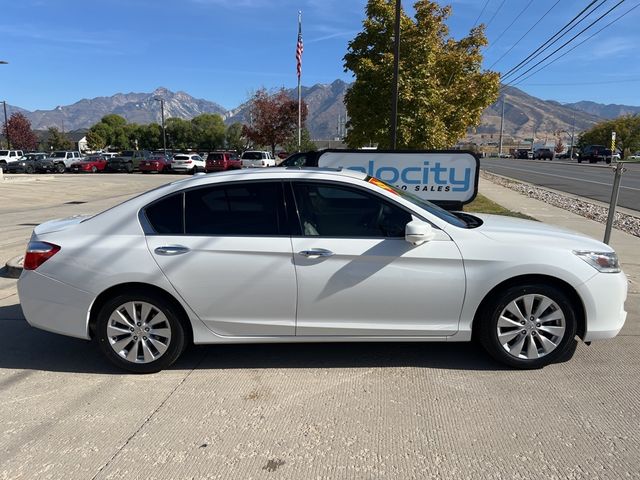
left=4, top=255, right=24, bottom=279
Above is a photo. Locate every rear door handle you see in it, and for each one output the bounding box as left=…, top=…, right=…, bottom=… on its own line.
left=154, top=245, right=190, bottom=256
left=299, top=248, right=334, bottom=258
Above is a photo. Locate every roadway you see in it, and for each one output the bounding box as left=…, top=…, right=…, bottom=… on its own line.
left=480, top=157, right=640, bottom=212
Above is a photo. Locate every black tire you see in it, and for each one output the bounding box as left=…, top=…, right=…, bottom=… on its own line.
left=192, top=166, right=198, bottom=175
left=126, top=162, right=134, bottom=173
left=477, top=283, right=577, bottom=369
left=55, top=162, right=66, bottom=173
left=91, top=165, right=98, bottom=173
left=95, top=291, right=186, bottom=373
left=0, top=161, right=6, bottom=169
left=25, top=165, right=35, bottom=174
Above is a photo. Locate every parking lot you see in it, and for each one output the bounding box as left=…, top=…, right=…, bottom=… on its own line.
left=1, top=174, right=639, bottom=479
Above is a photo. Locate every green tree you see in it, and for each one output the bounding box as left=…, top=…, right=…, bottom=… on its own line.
left=282, top=128, right=317, bottom=153
left=578, top=115, right=640, bottom=159
left=86, top=129, right=106, bottom=150
left=225, top=122, right=248, bottom=153
left=138, top=123, right=162, bottom=150
left=166, top=118, right=194, bottom=149
left=87, top=114, right=130, bottom=149
left=191, top=114, right=226, bottom=151
left=47, top=127, right=73, bottom=150
left=343, top=0, right=499, bottom=149
left=242, top=88, right=308, bottom=155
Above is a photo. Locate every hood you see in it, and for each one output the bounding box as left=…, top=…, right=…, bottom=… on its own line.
left=471, top=213, right=612, bottom=252
left=34, top=215, right=93, bottom=236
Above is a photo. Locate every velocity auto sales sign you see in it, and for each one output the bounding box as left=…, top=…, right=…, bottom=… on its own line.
left=318, top=150, right=479, bottom=205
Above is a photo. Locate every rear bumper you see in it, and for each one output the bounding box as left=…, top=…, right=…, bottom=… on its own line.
left=579, top=271, right=628, bottom=341
left=17, top=270, right=94, bottom=340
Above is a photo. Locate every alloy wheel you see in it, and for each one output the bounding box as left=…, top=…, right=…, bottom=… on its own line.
left=106, top=301, right=172, bottom=364
left=496, top=294, right=566, bottom=360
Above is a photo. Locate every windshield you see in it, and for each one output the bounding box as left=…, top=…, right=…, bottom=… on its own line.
left=365, top=176, right=468, bottom=228
left=242, top=152, right=262, bottom=160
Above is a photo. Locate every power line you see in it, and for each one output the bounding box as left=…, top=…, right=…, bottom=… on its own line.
left=520, top=78, right=640, bottom=87
left=501, top=0, right=604, bottom=80
left=487, top=0, right=535, bottom=52
left=488, top=0, right=562, bottom=70
left=513, top=3, right=640, bottom=87
left=484, top=0, right=506, bottom=29
left=505, top=0, right=627, bottom=86
left=472, top=0, right=491, bottom=28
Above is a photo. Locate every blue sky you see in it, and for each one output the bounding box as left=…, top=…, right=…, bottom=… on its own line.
left=1, top=0, right=639, bottom=111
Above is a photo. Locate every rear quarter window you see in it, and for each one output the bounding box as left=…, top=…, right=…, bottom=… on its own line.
left=144, top=193, right=184, bottom=234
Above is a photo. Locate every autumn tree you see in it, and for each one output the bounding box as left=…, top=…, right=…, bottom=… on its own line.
left=4, top=113, right=38, bottom=150
left=242, top=88, right=308, bottom=155
left=343, top=0, right=499, bottom=149
left=47, top=127, right=73, bottom=150
left=578, top=115, right=640, bottom=159
left=554, top=136, right=565, bottom=155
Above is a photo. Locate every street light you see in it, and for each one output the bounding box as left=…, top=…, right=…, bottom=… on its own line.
left=154, top=97, right=167, bottom=156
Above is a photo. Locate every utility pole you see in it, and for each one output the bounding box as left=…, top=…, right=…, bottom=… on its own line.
left=154, top=97, right=167, bottom=156
left=1, top=101, right=9, bottom=149
left=390, top=0, right=401, bottom=149
left=569, top=111, right=576, bottom=160
left=498, top=99, right=505, bottom=157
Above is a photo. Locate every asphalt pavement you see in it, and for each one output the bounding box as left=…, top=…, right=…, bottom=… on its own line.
left=480, top=157, right=640, bottom=212
left=0, top=173, right=638, bottom=479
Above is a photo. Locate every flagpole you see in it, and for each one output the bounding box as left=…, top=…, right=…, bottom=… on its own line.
left=297, top=11, right=302, bottom=152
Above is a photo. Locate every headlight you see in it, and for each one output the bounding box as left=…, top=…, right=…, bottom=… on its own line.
left=573, top=250, right=620, bottom=273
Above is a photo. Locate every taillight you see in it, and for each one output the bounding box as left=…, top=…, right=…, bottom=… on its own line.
left=24, top=241, right=60, bottom=270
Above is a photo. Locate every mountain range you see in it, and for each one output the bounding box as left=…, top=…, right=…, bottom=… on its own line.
left=4, top=81, right=637, bottom=141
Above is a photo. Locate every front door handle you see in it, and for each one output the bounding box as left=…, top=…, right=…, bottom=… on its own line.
left=299, top=248, right=334, bottom=258
left=154, top=245, right=190, bottom=256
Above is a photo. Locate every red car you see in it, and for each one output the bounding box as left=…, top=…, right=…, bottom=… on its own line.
left=205, top=151, right=241, bottom=172
left=69, top=155, right=108, bottom=173
left=140, top=155, right=172, bottom=173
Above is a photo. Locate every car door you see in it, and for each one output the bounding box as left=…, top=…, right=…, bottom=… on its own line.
left=289, top=180, right=466, bottom=337
left=144, top=180, right=297, bottom=337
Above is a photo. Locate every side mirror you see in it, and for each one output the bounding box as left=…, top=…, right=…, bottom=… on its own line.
left=405, top=220, right=435, bottom=246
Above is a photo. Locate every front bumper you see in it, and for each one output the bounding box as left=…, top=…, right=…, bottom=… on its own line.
left=578, top=271, right=628, bottom=341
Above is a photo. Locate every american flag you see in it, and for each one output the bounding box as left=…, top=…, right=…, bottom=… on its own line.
left=296, top=17, right=303, bottom=79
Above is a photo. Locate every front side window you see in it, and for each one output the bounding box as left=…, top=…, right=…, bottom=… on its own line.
left=185, top=182, right=285, bottom=236
left=292, top=182, right=412, bottom=238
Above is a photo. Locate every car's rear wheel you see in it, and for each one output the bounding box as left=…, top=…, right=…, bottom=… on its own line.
left=91, top=165, right=98, bottom=173
left=55, top=163, right=66, bottom=173
left=478, top=284, right=577, bottom=369
left=25, top=165, right=35, bottom=174
left=96, top=293, right=186, bottom=373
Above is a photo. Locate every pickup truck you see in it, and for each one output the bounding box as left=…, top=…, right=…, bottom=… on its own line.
left=579, top=145, right=611, bottom=164
left=0, top=150, right=25, bottom=168
left=106, top=150, right=153, bottom=172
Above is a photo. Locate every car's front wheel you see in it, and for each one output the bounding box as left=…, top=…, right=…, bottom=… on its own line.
left=96, top=292, right=186, bottom=373
left=478, top=284, right=577, bottom=369
left=55, top=163, right=66, bottom=173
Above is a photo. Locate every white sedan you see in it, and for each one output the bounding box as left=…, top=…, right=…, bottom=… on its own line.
left=17, top=168, right=627, bottom=372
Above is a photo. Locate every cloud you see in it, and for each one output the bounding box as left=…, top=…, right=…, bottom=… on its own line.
left=590, top=36, right=636, bottom=59
left=0, top=24, right=112, bottom=46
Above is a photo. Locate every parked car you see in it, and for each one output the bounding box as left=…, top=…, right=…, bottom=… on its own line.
left=17, top=168, right=627, bottom=373
left=205, top=151, right=241, bottom=172
left=512, top=149, right=530, bottom=160
left=241, top=150, right=276, bottom=168
left=69, top=154, right=109, bottom=173
left=171, top=153, right=205, bottom=174
left=106, top=150, right=153, bottom=172
left=534, top=148, right=553, bottom=160
left=0, top=149, right=25, bottom=168
left=579, top=145, right=610, bottom=164
left=47, top=151, right=83, bottom=172
left=628, top=152, right=640, bottom=161
left=140, top=154, right=172, bottom=173
left=4, top=153, right=47, bottom=173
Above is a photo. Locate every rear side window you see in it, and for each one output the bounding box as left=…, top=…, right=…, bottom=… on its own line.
left=145, top=193, right=184, bottom=234
left=185, top=182, right=284, bottom=235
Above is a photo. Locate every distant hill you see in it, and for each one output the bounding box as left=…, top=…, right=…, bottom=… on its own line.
left=561, top=100, right=640, bottom=119
left=4, top=82, right=639, bottom=142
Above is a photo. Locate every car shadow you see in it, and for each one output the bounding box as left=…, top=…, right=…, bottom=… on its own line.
left=0, top=303, right=510, bottom=374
